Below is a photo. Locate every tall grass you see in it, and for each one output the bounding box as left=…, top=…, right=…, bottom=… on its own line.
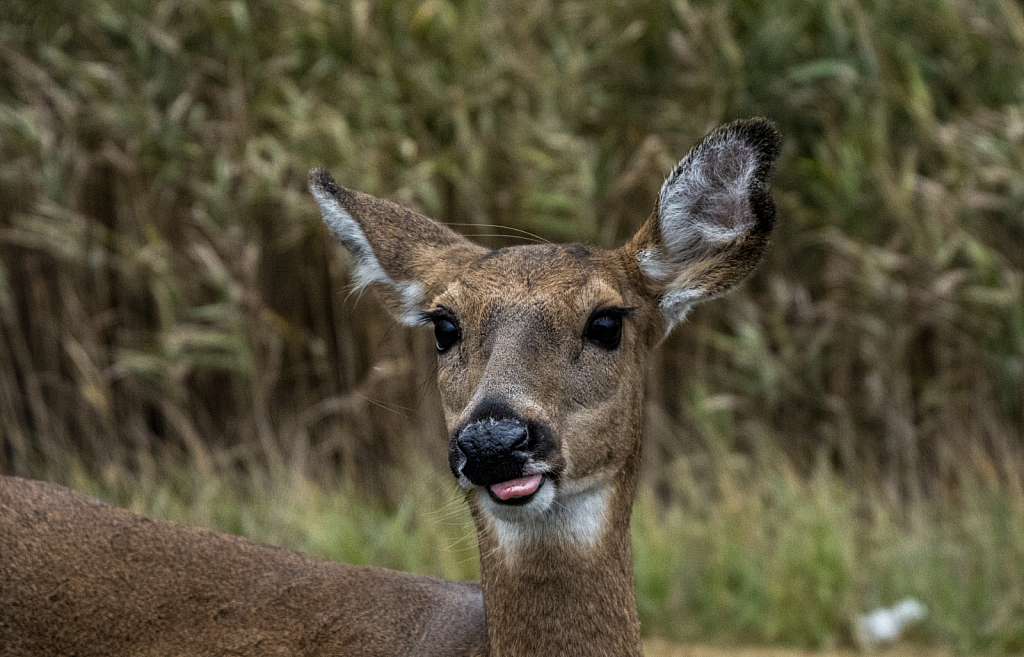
left=2, top=0, right=1024, bottom=651
left=634, top=450, right=1024, bottom=652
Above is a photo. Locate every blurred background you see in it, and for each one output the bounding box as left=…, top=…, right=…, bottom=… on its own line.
left=1, top=0, right=1023, bottom=652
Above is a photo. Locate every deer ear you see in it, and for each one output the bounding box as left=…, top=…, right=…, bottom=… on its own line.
left=309, top=169, right=487, bottom=325
left=625, top=119, right=781, bottom=331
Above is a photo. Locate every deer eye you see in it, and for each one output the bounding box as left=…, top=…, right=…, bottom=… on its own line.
left=432, top=316, right=461, bottom=353
left=584, top=310, right=623, bottom=350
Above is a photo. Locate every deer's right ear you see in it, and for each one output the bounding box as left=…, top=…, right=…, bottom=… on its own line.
left=624, top=119, right=781, bottom=333
left=309, top=169, right=487, bottom=325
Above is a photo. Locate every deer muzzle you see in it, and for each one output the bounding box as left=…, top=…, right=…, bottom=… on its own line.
left=449, top=400, right=556, bottom=504
left=452, top=417, right=531, bottom=486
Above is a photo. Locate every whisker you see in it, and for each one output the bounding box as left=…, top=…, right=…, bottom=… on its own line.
left=354, top=393, right=417, bottom=418
left=459, top=233, right=548, bottom=245
left=446, top=223, right=552, bottom=244
left=427, top=495, right=470, bottom=524
left=442, top=527, right=480, bottom=554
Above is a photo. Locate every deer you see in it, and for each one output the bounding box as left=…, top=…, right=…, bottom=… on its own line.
left=0, top=118, right=780, bottom=656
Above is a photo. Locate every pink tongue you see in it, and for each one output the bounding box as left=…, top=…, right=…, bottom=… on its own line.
left=489, top=474, right=543, bottom=501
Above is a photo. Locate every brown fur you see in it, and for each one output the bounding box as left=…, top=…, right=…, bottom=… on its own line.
left=1, top=119, right=779, bottom=657
left=0, top=476, right=487, bottom=657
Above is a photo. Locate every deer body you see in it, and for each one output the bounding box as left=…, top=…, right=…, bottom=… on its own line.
left=0, top=119, right=780, bottom=656
left=0, top=475, right=487, bottom=657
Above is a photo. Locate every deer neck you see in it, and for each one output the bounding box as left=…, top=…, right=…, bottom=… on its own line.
left=471, top=441, right=643, bottom=657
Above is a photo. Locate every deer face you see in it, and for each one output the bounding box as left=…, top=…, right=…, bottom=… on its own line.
left=310, top=119, right=780, bottom=548
left=428, top=243, right=662, bottom=533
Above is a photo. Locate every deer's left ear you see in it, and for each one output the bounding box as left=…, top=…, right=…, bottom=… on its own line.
left=623, top=118, right=781, bottom=331
left=309, top=169, right=487, bottom=325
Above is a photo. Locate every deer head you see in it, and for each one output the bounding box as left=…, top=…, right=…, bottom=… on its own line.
left=310, top=118, right=780, bottom=657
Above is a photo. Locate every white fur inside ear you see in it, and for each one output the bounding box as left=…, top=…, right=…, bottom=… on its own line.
left=641, top=134, right=761, bottom=329
left=395, top=281, right=425, bottom=326
left=311, top=185, right=389, bottom=288
left=311, top=186, right=424, bottom=326
left=657, top=139, right=757, bottom=261
left=660, top=287, right=703, bottom=331
left=636, top=247, right=670, bottom=281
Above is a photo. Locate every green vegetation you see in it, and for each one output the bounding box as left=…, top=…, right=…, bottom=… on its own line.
left=1, top=0, right=1023, bottom=652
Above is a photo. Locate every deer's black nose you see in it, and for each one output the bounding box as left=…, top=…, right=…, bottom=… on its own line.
left=451, top=418, right=530, bottom=486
